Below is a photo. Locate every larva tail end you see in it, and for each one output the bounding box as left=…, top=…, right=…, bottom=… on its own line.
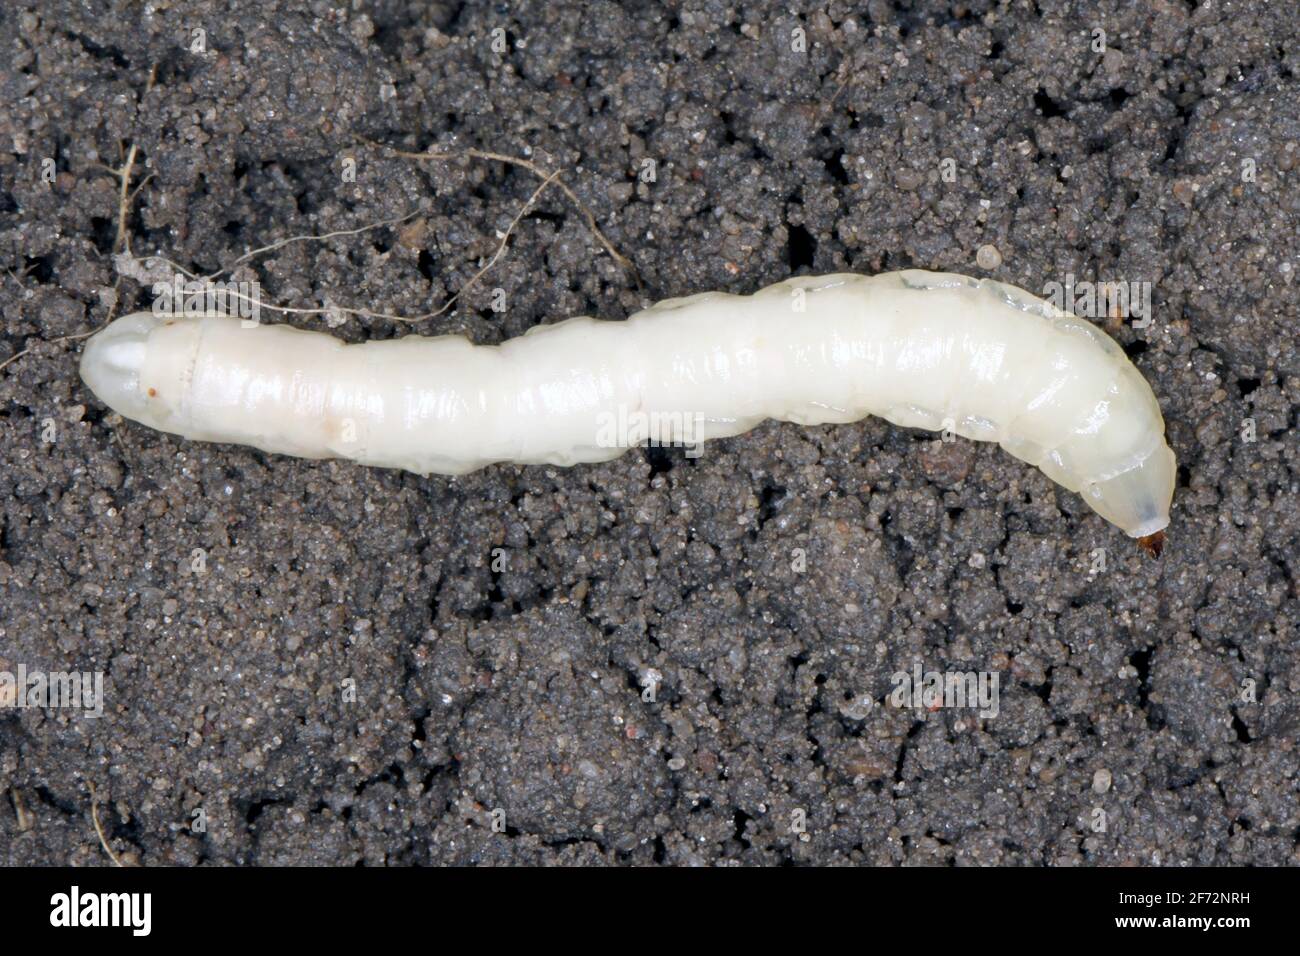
left=1137, top=530, right=1166, bottom=559
left=1083, top=444, right=1176, bottom=543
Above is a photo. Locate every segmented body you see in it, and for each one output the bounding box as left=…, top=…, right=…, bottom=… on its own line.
left=79, top=270, right=1176, bottom=538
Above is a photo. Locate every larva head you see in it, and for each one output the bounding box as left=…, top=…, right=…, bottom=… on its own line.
left=79, top=311, right=201, bottom=435
left=1079, top=441, right=1176, bottom=542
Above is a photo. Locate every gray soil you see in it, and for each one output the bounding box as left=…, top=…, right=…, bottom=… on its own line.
left=1, top=0, right=1297, bottom=865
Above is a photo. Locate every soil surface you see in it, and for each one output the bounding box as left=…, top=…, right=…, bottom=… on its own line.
left=1, top=0, right=1297, bottom=865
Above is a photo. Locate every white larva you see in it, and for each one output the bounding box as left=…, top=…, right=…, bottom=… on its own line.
left=79, top=270, right=1176, bottom=547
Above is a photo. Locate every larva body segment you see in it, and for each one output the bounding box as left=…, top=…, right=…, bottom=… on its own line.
left=79, top=270, right=1176, bottom=538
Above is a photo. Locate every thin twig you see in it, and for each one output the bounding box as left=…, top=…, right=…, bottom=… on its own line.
left=390, top=167, right=561, bottom=322
left=91, top=144, right=149, bottom=256
left=10, top=789, right=32, bottom=832
left=87, top=782, right=124, bottom=867
left=198, top=211, right=423, bottom=282
left=104, top=66, right=157, bottom=256
left=116, top=144, right=139, bottom=255
left=135, top=170, right=561, bottom=324
left=361, top=137, right=641, bottom=290
left=4, top=133, right=639, bottom=376
left=0, top=324, right=107, bottom=374
left=1, top=67, right=149, bottom=374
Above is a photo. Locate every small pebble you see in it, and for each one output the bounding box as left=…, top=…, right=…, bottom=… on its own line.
left=976, top=244, right=1003, bottom=270
left=1092, top=768, right=1113, bottom=794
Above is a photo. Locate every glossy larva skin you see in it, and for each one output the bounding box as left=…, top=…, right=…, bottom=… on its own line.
left=79, top=270, right=1176, bottom=537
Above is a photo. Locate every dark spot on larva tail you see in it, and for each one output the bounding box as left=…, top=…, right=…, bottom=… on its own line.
left=1137, top=530, right=1165, bottom=559
left=147, top=387, right=157, bottom=397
